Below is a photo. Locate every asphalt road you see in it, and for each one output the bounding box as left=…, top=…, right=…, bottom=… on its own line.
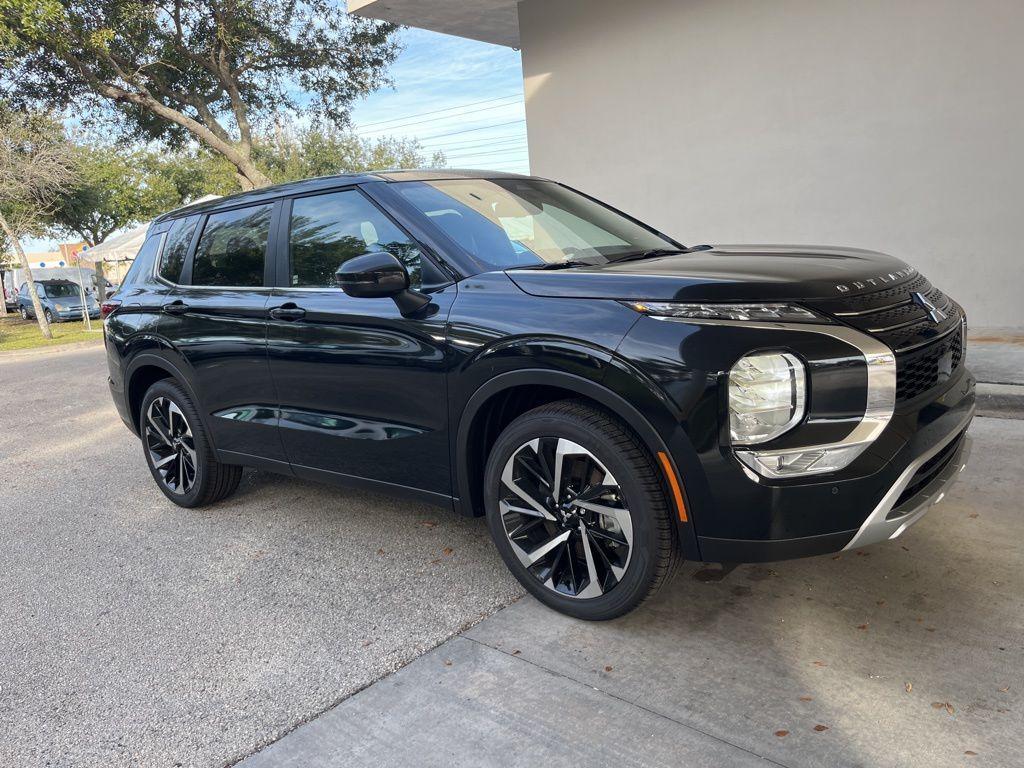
left=0, top=344, right=522, bottom=767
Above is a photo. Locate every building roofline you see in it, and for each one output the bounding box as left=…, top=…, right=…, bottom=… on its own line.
left=348, top=0, right=520, bottom=48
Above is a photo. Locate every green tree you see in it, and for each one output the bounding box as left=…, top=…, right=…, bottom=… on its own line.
left=0, top=0, right=399, bottom=190
left=0, top=105, right=79, bottom=339
left=256, top=123, right=445, bottom=184
left=52, top=144, right=180, bottom=246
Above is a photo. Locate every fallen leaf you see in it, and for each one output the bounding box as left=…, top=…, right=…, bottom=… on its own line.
left=931, top=702, right=945, bottom=709
left=812, top=660, right=828, bottom=667
left=774, top=730, right=789, bottom=738
left=905, top=682, right=913, bottom=693
left=901, top=545, right=910, bottom=552
left=430, top=558, right=441, bottom=564
left=419, top=520, right=438, bottom=528
left=832, top=554, right=841, bottom=560
left=926, top=627, right=936, bottom=633
left=946, top=703, right=955, bottom=715
left=856, top=551, right=870, bottom=557
left=877, top=599, right=887, bottom=606
left=604, top=665, right=613, bottom=672
left=511, top=649, right=521, bottom=656
left=968, top=512, right=979, bottom=519
left=799, top=696, right=813, bottom=702
left=443, top=659, right=453, bottom=667
left=965, top=751, right=977, bottom=756
left=442, top=547, right=454, bottom=556
left=999, top=685, right=1010, bottom=693
left=376, top=548, right=385, bottom=556
left=813, top=724, right=830, bottom=732
left=857, top=624, right=869, bottom=631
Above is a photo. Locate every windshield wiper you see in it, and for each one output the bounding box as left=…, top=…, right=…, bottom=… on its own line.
left=613, top=247, right=696, bottom=263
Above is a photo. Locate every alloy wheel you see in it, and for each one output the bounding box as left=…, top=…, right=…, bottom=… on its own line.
left=145, top=397, right=197, bottom=495
left=20, top=306, right=28, bottom=320
left=499, top=437, right=633, bottom=599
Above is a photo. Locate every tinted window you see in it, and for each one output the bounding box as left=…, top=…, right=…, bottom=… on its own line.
left=120, top=231, right=164, bottom=290
left=289, top=190, right=422, bottom=288
left=191, top=204, right=272, bottom=287
left=158, top=216, right=198, bottom=283
left=42, top=282, right=78, bottom=298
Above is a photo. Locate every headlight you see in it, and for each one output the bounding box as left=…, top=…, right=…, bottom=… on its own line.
left=624, top=302, right=824, bottom=323
left=728, top=352, right=806, bottom=445
left=54, top=303, right=65, bottom=311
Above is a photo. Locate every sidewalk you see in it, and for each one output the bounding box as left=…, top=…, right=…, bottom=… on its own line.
left=238, top=410, right=1024, bottom=767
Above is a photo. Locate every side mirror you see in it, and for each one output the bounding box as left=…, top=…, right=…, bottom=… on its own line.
left=335, top=251, right=431, bottom=316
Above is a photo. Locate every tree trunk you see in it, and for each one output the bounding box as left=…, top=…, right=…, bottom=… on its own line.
left=95, top=259, right=106, bottom=301
left=0, top=212, right=52, bottom=339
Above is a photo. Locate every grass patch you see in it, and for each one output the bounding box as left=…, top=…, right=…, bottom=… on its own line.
left=0, top=316, right=103, bottom=352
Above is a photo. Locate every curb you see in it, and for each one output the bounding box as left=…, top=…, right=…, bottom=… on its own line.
left=977, top=382, right=1024, bottom=421
left=0, top=336, right=104, bottom=360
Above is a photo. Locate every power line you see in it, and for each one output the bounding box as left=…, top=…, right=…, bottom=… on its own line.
left=434, top=140, right=528, bottom=158
left=359, top=100, right=524, bottom=134
left=442, top=146, right=529, bottom=161
left=416, top=119, right=526, bottom=142
left=423, top=133, right=527, bottom=150
left=357, top=93, right=522, bottom=129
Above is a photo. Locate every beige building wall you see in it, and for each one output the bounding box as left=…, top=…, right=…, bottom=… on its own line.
left=519, top=0, right=1024, bottom=327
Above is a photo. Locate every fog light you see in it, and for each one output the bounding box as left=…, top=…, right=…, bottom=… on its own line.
left=736, top=444, right=866, bottom=478
left=728, top=352, right=806, bottom=445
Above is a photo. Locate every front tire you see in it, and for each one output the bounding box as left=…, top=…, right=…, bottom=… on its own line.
left=44, top=308, right=54, bottom=324
left=484, top=400, right=679, bottom=620
left=19, top=306, right=28, bottom=320
left=140, top=379, right=242, bottom=508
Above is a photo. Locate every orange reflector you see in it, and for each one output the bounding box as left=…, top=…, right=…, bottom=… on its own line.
left=657, top=451, right=688, bottom=522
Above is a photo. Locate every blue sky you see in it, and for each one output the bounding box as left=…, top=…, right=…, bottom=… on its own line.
left=350, top=28, right=527, bottom=174
left=25, top=27, right=526, bottom=254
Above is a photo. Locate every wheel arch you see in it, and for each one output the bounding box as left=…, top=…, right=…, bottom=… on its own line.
left=454, top=368, right=703, bottom=560
left=124, top=353, right=213, bottom=447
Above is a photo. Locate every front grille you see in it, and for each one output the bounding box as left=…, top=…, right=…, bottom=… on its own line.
left=805, top=272, right=965, bottom=405
left=895, top=327, right=963, bottom=402
left=890, top=431, right=965, bottom=512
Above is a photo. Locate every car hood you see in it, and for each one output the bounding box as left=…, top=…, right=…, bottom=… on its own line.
left=505, top=245, right=917, bottom=302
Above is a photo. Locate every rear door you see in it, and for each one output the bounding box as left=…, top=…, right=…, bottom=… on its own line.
left=265, top=186, right=455, bottom=499
left=160, top=202, right=284, bottom=464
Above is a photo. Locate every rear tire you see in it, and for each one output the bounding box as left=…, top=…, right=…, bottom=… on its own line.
left=484, top=400, right=679, bottom=620
left=140, top=379, right=242, bottom=508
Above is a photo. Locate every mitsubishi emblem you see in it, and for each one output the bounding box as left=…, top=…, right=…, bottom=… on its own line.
left=911, top=291, right=947, bottom=324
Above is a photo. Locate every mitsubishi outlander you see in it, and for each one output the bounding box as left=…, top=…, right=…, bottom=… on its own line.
left=104, top=170, right=974, bottom=620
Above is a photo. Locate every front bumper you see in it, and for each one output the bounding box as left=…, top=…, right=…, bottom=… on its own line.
left=842, top=408, right=972, bottom=550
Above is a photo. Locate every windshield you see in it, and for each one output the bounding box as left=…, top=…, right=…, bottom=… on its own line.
left=395, top=179, right=679, bottom=270
left=40, top=282, right=79, bottom=298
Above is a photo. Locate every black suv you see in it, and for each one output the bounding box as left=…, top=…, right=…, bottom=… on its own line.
left=105, top=170, right=974, bottom=620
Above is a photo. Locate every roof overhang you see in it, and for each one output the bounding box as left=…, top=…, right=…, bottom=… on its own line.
left=348, top=0, right=521, bottom=48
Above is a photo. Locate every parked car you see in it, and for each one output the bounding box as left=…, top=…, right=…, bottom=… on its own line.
left=19, top=279, right=100, bottom=323
left=104, top=170, right=974, bottom=620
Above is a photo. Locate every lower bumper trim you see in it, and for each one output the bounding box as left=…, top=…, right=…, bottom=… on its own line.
left=842, top=408, right=974, bottom=551
left=698, top=529, right=857, bottom=564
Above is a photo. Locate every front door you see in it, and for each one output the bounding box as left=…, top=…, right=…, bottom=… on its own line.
left=266, top=188, right=454, bottom=499
left=159, top=203, right=283, bottom=462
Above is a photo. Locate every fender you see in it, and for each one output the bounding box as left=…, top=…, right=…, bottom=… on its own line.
left=123, top=349, right=215, bottom=450
left=453, top=363, right=703, bottom=560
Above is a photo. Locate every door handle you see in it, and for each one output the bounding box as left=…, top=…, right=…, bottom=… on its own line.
left=269, top=304, right=306, bottom=321
left=161, top=301, right=190, bottom=316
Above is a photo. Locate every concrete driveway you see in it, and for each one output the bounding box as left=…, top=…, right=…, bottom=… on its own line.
left=0, top=346, right=521, bottom=767
left=3, top=344, right=1022, bottom=767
